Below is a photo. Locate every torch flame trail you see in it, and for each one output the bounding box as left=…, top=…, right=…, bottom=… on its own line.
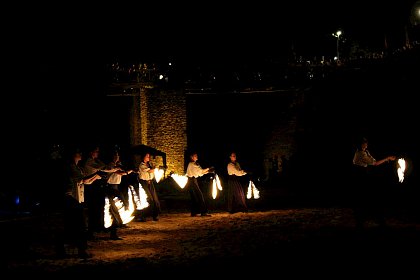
left=171, top=173, right=188, bottom=189
left=247, top=180, right=260, bottom=199
left=154, top=168, right=164, bottom=183
left=129, top=185, right=141, bottom=209
left=104, top=190, right=137, bottom=228
left=215, top=174, right=222, bottom=190
left=211, top=174, right=223, bottom=199
left=116, top=190, right=135, bottom=224
left=128, top=184, right=149, bottom=210
left=397, top=158, right=406, bottom=183
left=104, top=197, right=113, bottom=228
left=137, top=183, right=150, bottom=209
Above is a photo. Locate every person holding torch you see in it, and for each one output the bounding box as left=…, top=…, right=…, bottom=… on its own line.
left=227, top=152, right=248, bottom=214
left=352, top=137, right=396, bottom=230
left=137, top=152, right=161, bottom=222
left=186, top=152, right=212, bottom=217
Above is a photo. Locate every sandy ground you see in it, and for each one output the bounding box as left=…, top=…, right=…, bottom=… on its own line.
left=3, top=204, right=420, bottom=276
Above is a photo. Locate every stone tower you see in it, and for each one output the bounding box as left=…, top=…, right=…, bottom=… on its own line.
left=130, top=85, right=187, bottom=175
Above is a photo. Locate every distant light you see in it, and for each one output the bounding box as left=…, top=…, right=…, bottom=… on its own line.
left=334, top=56, right=338, bottom=60
left=168, top=62, right=172, bottom=66
left=159, top=75, right=164, bottom=80
left=332, top=30, right=342, bottom=38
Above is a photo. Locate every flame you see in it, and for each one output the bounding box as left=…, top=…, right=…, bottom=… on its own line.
left=104, top=197, right=113, bottom=228
left=137, top=183, right=150, bottom=209
left=246, top=180, right=260, bottom=199
left=215, top=174, right=223, bottom=190
left=397, top=158, right=406, bottom=183
left=246, top=183, right=252, bottom=199
left=115, top=192, right=135, bottom=224
left=129, top=185, right=142, bottom=210
left=128, top=184, right=149, bottom=210
left=126, top=186, right=135, bottom=212
left=154, top=168, right=164, bottom=183
left=212, top=179, right=218, bottom=199
left=104, top=190, right=137, bottom=228
left=211, top=174, right=223, bottom=199
left=171, top=173, right=188, bottom=189
left=253, top=182, right=260, bottom=199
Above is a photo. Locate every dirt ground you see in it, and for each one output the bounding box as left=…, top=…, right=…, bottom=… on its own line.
left=3, top=202, right=420, bottom=276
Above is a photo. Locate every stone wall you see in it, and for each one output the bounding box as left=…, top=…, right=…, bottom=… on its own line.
left=131, top=87, right=187, bottom=175
left=130, top=86, right=302, bottom=179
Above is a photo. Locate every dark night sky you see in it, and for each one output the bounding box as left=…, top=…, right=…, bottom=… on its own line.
left=6, top=1, right=419, bottom=166
left=7, top=1, right=416, bottom=99
left=7, top=1, right=416, bottom=63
